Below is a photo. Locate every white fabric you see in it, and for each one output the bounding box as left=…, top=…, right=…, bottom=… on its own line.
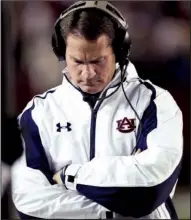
left=11, top=61, right=183, bottom=219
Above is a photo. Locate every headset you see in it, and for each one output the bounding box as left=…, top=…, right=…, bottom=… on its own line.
left=52, top=1, right=132, bottom=65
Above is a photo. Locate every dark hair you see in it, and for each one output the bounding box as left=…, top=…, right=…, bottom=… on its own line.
left=59, top=8, right=116, bottom=46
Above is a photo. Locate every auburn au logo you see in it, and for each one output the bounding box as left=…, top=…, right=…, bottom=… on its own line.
left=117, top=117, right=136, bottom=133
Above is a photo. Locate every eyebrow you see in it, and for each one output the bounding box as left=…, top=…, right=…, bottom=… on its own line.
left=70, top=56, right=104, bottom=63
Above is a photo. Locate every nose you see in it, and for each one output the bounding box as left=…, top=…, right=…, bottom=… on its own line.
left=81, top=64, right=96, bottom=81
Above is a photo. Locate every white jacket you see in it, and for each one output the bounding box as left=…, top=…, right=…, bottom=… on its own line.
left=11, top=61, right=183, bottom=219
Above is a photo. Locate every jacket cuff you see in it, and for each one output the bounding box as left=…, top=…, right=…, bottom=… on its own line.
left=65, top=164, right=81, bottom=190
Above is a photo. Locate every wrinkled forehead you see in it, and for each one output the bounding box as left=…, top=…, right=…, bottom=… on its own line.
left=66, top=33, right=113, bottom=59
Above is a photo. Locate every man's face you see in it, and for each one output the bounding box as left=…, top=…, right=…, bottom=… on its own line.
left=65, top=34, right=116, bottom=94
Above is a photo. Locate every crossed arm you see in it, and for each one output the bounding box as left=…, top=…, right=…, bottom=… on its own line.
left=12, top=94, right=183, bottom=219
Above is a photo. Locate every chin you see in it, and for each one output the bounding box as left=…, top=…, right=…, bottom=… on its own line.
left=81, top=85, right=102, bottom=94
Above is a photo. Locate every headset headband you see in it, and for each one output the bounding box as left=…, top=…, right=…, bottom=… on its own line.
left=55, top=1, right=127, bottom=30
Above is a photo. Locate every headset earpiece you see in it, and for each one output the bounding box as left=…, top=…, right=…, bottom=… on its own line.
left=117, top=30, right=132, bottom=66
left=52, top=20, right=66, bottom=61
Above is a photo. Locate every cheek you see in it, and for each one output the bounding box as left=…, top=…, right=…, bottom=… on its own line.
left=98, top=64, right=114, bottom=81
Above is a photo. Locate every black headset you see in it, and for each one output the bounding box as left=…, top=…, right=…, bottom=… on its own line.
left=52, top=1, right=132, bottom=65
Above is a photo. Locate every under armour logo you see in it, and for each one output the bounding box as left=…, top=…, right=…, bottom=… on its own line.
left=56, top=122, right=72, bottom=132
left=117, top=117, right=136, bottom=133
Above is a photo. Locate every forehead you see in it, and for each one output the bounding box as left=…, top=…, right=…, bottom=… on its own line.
left=66, top=34, right=112, bottom=58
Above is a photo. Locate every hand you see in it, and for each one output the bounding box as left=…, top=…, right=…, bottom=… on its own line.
left=53, top=164, right=69, bottom=185
left=53, top=164, right=81, bottom=191
left=53, top=170, right=63, bottom=185
left=135, top=148, right=141, bottom=154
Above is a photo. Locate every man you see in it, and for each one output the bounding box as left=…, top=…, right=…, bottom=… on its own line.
left=11, top=1, right=183, bottom=219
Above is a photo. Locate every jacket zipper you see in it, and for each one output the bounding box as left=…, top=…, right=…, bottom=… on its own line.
left=89, top=91, right=108, bottom=160
left=90, top=109, right=98, bottom=160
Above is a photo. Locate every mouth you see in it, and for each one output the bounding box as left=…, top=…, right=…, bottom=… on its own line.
left=83, top=83, right=94, bottom=86
left=81, top=80, right=101, bottom=85
left=81, top=82, right=98, bottom=86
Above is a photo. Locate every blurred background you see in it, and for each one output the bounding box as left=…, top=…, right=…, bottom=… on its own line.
left=1, top=1, right=190, bottom=219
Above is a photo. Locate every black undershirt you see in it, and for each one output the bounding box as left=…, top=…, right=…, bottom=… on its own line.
left=81, top=91, right=101, bottom=109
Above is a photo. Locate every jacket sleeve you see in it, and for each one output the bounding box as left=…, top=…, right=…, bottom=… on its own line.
left=64, top=90, right=183, bottom=218
left=11, top=98, right=108, bottom=219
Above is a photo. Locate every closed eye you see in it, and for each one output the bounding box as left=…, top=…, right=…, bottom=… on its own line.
left=90, top=57, right=105, bottom=65
left=90, top=60, right=101, bottom=64
left=75, top=60, right=84, bottom=64
left=71, top=56, right=105, bottom=65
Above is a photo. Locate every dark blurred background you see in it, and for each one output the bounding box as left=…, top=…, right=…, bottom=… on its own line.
left=2, top=1, right=190, bottom=219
